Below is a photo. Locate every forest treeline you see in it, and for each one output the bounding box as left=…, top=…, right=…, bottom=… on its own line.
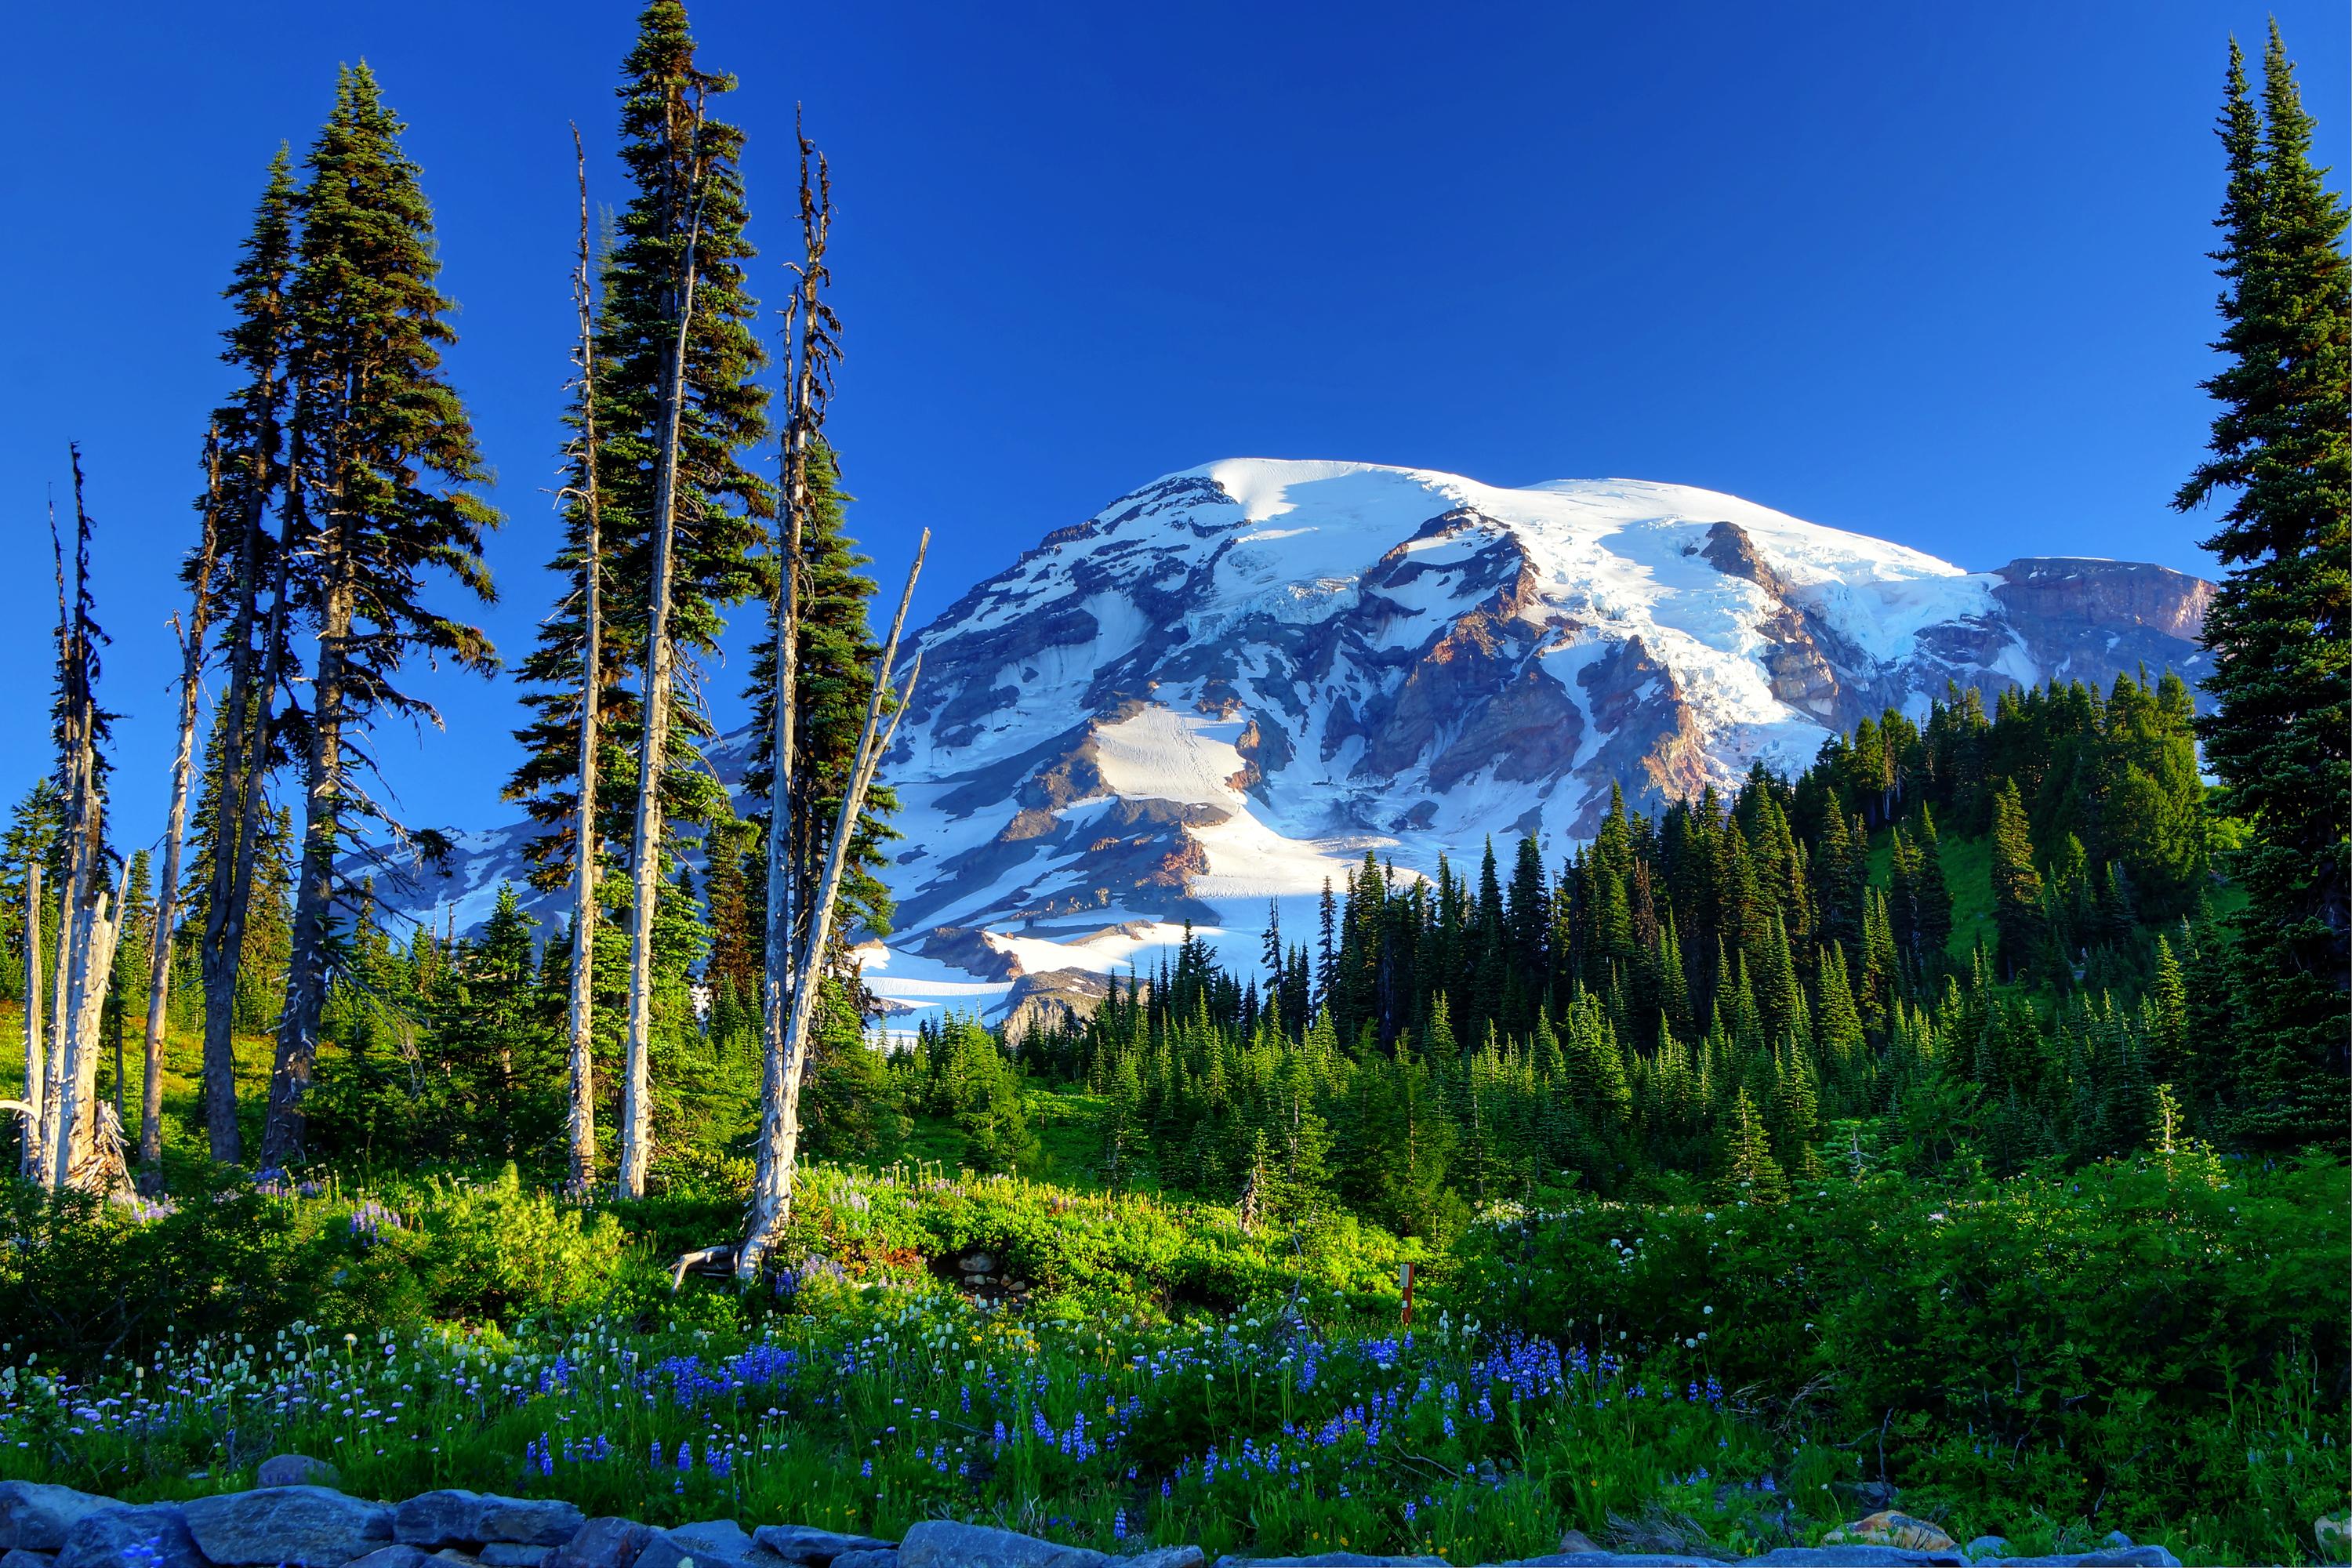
left=979, top=673, right=2282, bottom=1236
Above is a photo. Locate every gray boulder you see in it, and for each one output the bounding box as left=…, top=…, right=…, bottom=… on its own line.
left=1123, top=1550, right=1205, bottom=1568
left=1, top=1548, right=55, bottom=1568
left=397, top=1491, right=586, bottom=1548
left=1740, top=1549, right=1965, bottom=1566
left=1961, top=1542, right=2009, bottom=1563
left=753, top=1527, right=895, bottom=1566
left=182, top=1486, right=394, bottom=1566
left=902, top=1523, right=1109, bottom=1568
left=830, top=1552, right=898, bottom=1568
left=1974, top=1552, right=2179, bottom=1568
left=56, top=1504, right=206, bottom=1568
left=549, top=1518, right=657, bottom=1568
left=481, top=1548, right=553, bottom=1567
left=350, top=1549, right=436, bottom=1568
left=636, top=1519, right=765, bottom=1568
left=257, top=1454, right=343, bottom=1490
left=0, top=1481, right=121, bottom=1551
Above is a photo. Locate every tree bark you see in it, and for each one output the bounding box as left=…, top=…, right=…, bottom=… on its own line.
left=739, top=533, right=924, bottom=1278
left=199, top=472, right=273, bottom=1166
left=18, top=862, right=41, bottom=1180
left=261, top=561, right=348, bottom=1173
left=564, top=126, right=606, bottom=1196
left=141, top=440, right=226, bottom=1185
left=52, top=862, right=125, bottom=1192
left=616, top=104, right=706, bottom=1202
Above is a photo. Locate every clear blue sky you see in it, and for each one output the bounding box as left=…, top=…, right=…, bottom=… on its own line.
left=0, top=1, right=2343, bottom=849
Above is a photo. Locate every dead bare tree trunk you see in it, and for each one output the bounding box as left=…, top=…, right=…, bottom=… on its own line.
left=53, top=861, right=127, bottom=1193
left=140, top=433, right=226, bottom=1187
left=563, top=125, right=607, bottom=1196
left=42, top=499, right=83, bottom=1178
left=45, top=448, right=115, bottom=1193
left=737, top=534, right=926, bottom=1279
left=739, top=122, right=837, bottom=1280
left=616, top=95, right=708, bottom=1201
left=16, top=863, right=42, bottom=1179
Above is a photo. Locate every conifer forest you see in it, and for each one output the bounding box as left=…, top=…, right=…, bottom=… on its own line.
left=0, top=8, right=2343, bottom=1567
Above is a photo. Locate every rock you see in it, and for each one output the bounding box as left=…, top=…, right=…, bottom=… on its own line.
left=1960, top=1540, right=2008, bottom=1563
left=903, top=1522, right=1109, bottom=1568
left=1123, top=1550, right=1204, bottom=1568
left=397, top=1491, right=586, bottom=1548
left=1821, top=1515, right=1957, bottom=1555
left=751, top=1526, right=895, bottom=1566
left=548, top=1519, right=657, bottom=1568
left=257, top=1454, right=343, bottom=1490
left=635, top=1519, right=764, bottom=1568
left=1974, top=1553, right=2179, bottom=1568
left=480, top=1548, right=551, bottom=1567
left=1000, top=969, right=1116, bottom=1044
left=1555, top=1534, right=1601, bottom=1558
left=182, top=1485, right=394, bottom=1566
left=1837, top=1483, right=1900, bottom=1516
left=350, top=1550, right=435, bottom=1568
left=829, top=1552, right=895, bottom=1568
left=2099, top=1534, right=2133, bottom=1552
left=1501, top=1556, right=1715, bottom=1567
left=55, top=1505, right=207, bottom=1568
left=2319, top=1515, right=2351, bottom=1565
left=0, top=1482, right=122, bottom=1552
left=0, top=1550, right=53, bottom=1568
left=1742, top=1550, right=1965, bottom=1567
left=1212, top=1559, right=1449, bottom=1568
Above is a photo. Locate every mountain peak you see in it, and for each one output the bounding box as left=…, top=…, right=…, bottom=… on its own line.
left=361, top=459, right=2213, bottom=1028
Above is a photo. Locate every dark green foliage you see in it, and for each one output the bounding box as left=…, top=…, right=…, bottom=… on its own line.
left=1989, top=779, right=2045, bottom=979
left=2175, top=28, right=2350, bottom=1146
left=264, top=60, right=500, bottom=1166
left=740, top=441, right=898, bottom=949
left=1013, top=677, right=2252, bottom=1197
left=1458, top=1150, right=2347, bottom=1559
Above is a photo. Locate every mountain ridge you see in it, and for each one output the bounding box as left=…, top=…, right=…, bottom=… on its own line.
left=355, top=459, right=2214, bottom=1025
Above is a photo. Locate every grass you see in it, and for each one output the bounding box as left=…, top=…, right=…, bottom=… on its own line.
left=2, top=1161, right=2339, bottom=1565
left=1862, top=826, right=1994, bottom=964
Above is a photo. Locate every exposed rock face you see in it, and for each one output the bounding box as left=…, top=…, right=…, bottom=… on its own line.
left=1000, top=967, right=1116, bottom=1042
left=1988, top=558, right=2213, bottom=698
left=360, top=462, right=2212, bottom=1023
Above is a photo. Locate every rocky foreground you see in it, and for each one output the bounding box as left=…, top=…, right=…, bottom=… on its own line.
left=0, top=1479, right=2192, bottom=1568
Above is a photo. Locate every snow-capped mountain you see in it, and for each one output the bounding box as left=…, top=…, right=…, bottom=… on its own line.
left=365, top=459, right=2213, bottom=1026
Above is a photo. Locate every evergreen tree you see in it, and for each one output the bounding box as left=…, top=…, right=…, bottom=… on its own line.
left=195, top=147, right=303, bottom=1167
left=1989, top=780, right=2045, bottom=982
left=1719, top=1086, right=1787, bottom=1203
left=2174, top=27, right=2350, bottom=1138
left=260, top=63, right=500, bottom=1169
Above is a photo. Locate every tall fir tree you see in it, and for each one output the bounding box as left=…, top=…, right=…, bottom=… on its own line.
left=597, top=0, right=772, bottom=1199
left=2173, top=27, right=2350, bottom=1142
left=194, top=148, right=303, bottom=1167
left=260, top=63, right=500, bottom=1169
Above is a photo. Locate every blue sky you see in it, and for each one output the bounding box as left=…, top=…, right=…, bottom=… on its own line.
left=0, top=1, right=2343, bottom=846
